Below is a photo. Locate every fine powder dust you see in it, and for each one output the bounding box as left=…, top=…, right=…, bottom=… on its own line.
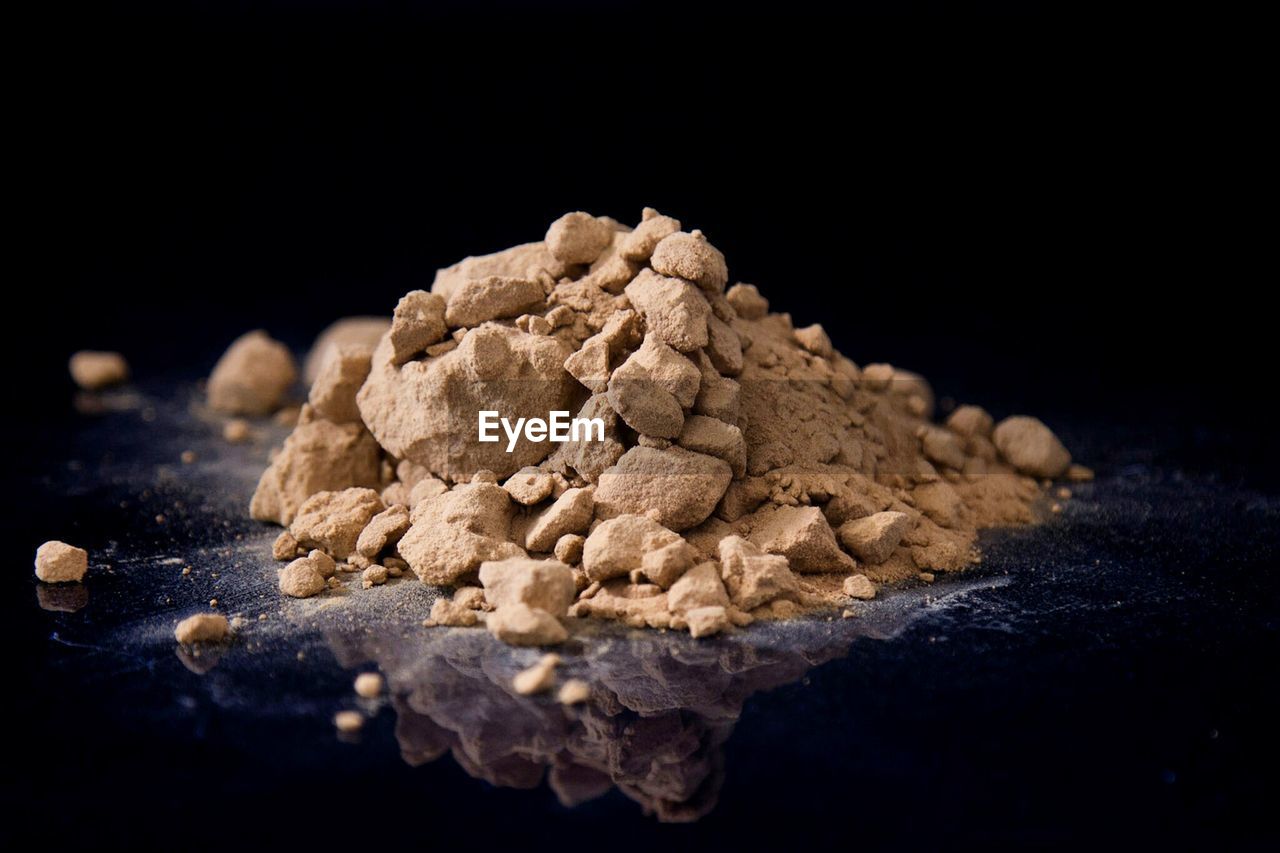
left=246, top=208, right=1089, bottom=645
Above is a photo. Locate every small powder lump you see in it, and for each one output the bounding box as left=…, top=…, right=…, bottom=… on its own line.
left=69, top=350, right=129, bottom=391
left=250, top=208, right=1081, bottom=646
left=35, top=540, right=88, bottom=583
left=174, top=612, right=229, bottom=644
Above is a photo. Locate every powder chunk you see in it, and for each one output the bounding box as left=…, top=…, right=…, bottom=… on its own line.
left=69, top=350, right=129, bottom=390
left=563, top=336, right=612, bottom=394
left=913, top=481, right=963, bottom=528
left=174, top=613, right=228, bottom=644
left=725, top=283, right=768, bottom=320
left=581, top=515, right=695, bottom=583
left=362, top=565, right=388, bottom=587
left=358, top=325, right=578, bottom=481
left=444, top=276, right=544, bottom=328
left=428, top=598, right=479, bottom=627
left=223, top=418, right=251, bottom=443
left=619, top=207, right=681, bottom=262
left=595, top=446, right=732, bottom=532
left=308, top=548, right=337, bottom=578
left=992, top=416, right=1072, bottom=478
left=666, top=561, right=730, bottom=614
left=650, top=231, right=729, bottom=294
left=512, top=653, right=560, bottom=695
left=623, top=269, right=710, bottom=352
left=705, top=314, right=744, bottom=375
left=921, top=427, right=967, bottom=471
left=838, top=511, right=911, bottom=564
left=478, top=557, right=576, bottom=616
left=34, top=540, right=88, bottom=583
left=606, top=355, right=685, bottom=439
left=793, top=324, right=833, bottom=359
left=207, top=330, right=297, bottom=415
left=290, top=488, right=385, bottom=560
left=399, top=482, right=523, bottom=584
left=272, top=530, right=300, bottom=561
left=355, top=504, right=411, bottom=558
left=842, top=574, right=877, bottom=600
left=746, top=505, right=856, bottom=573
left=545, top=395, right=627, bottom=484
left=677, top=416, right=746, bottom=479
left=486, top=603, right=568, bottom=646
left=304, top=316, right=392, bottom=384
left=946, top=404, right=994, bottom=438
left=432, top=241, right=568, bottom=302
left=525, top=487, right=595, bottom=552
left=354, top=672, right=383, bottom=698
left=333, top=711, right=364, bottom=733
left=554, top=534, right=585, bottom=565
left=250, top=410, right=382, bottom=526
left=279, top=557, right=326, bottom=598
left=308, top=344, right=373, bottom=424
left=557, top=679, right=591, bottom=705
left=502, top=466, right=556, bottom=506
left=388, top=290, right=447, bottom=365
left=545, top=212, right=614, bottom=265
left=684, top=605, right=729, bottom=638
left=718, top=535, right=802, bottom=611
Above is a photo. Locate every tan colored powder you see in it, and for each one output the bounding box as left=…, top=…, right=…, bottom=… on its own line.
left=251, top=208, right=1078, bottom=646
left=174, top=612, right=229, bottom=644
left=208, top=330, right=297, bottom=416
left=34, top=540, right=88, bottom=583
left=353, top=672, right=383, bottom=698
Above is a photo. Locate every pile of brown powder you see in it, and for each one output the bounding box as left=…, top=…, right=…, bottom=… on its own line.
left=247, top=208, right=1088, bottom=645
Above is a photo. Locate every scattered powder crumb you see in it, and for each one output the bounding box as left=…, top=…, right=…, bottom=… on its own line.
left=919, top=572, right=936, bottom=583
left=361, top=565, right=388, bottom=588
left=69, top=350, right=129, bottom=391
left=513, top=653, right=561, bottom=695
left=180, top=450, right=197, bottom=464
left=354, top=672, right=384, bottom=698
left=333, top=710, right=364, bottom=733
left=34, top=540, right=88, bottom=583
left=174, top=613, right=229, bottom=644
left=842, top=574, right=877, bottom=600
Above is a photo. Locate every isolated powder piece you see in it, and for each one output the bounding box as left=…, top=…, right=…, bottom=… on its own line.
left=223, top=418, right=251, bottom=443
left=333, top=711, right=364, bottom=733
left=69, top=350, right=129, bottom=390
left=207, top=330, right=297, bottom=415
left=354, top=672, right=383, bottom=698
left=34, top=540, right=88, bottom=583
left=992, top=416, right=1072, bottom=478
left=279, top=557, right=326, bottom=598
left=557, top=679, right=591, bottom=705
left=174, top=613, right=229, bottom=644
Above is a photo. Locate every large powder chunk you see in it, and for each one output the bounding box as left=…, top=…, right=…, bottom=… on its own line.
left=35, top=541, right=88, bottom=583
left=581, top=514, right=698, bottom=584
left=747, top=505, right=856, bottom=573
left=290, top=488, right=385, bottom=560
left=478, top=557, right=576, bottom=616
left=444, top=276, right=544, bottom=328
left=624, top=269, right=710, bottom=352
left=838, top=511, right=911, bottom=564
left=250, top=410, right=382, bottom=525
left=308, top=343, right=372, bottom=424
left=650, top=231, right=728, bottom=294
left=389, top=290, right=447, bottom=364
left=398, top=483, right=524, bottom=584
left=595, top=446, right=732, bottom=532
left=524, top=487, right=595, bottom=552
left=545, top=212, right=614, bottom=265
left=208, top=330, right=297, bottom=415
left=718, top=535, right=802, bottom=611
left=992, top=416, right=1072, bottom=478
left=357, top=325, right=579, bottom=481
left=69, top=351, right=129, bottom=391
left=432, top=241, right=569, bottom=302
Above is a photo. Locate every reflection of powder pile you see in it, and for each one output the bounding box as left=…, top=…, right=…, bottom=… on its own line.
left=250, top=209, right=1086, bottom=644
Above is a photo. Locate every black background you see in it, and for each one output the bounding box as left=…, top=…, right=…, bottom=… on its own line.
left=7, top=3, right=1276, bottom=849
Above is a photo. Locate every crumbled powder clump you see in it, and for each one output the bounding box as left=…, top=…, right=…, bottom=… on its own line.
left=251, top=208, right=1079, bottom=645
left=174, top=613, right=229, bottom=644
left=512, top=653, right=561, bottom=695
left=34, top=541, right=88, bottom=583
left=69, top=350, right=129, bottom=391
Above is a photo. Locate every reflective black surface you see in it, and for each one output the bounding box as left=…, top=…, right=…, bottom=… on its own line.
left=3, top=379, right=1278, bottom=847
